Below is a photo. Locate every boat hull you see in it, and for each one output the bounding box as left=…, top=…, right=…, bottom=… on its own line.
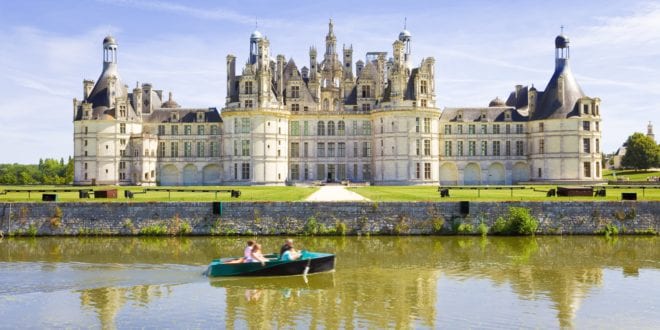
left=206, top=252, right=335, bottom=277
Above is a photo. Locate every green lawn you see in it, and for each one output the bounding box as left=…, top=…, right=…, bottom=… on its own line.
left=603, top=169, right=660, bottom=182
left=348, top=185, right=660, bottom=202
left=0, top=185, right=318, bottom=202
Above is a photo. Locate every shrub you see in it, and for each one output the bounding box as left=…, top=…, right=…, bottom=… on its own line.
left=456, top=223, right=474, bottom=235
left=598, top=224, right=619, bottom=237
left=477, top=223, right=489, bottom=236
left=179, top=222, right=192, bottom=235
left=304, top=216, right=319, bottom=235
left=432, top=217, right=445, bottom=234
left=139, top=224, right=168, bottom=236
left=335, top=220, right=348, bottom=236
left=491, top=207, right=538, bottom=236
left=26, top=224, right=38, bottom=237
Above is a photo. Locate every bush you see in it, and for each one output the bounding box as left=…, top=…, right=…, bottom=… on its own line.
left=139, top=224, right=168, bottom=236
left=456, top=223, right=474, bottom=235
left=477, top=223, right=489, bottom=236
left=432, top=217, right=445, bottom=234
left=335, top=220, right=348, bottom=236
left=491, top=207, right=538, bottom=236
left=304, top=216, right=319, bottom=235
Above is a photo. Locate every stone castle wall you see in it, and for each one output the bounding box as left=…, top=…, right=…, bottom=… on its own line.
left=0, top=201, right=657, bottom=236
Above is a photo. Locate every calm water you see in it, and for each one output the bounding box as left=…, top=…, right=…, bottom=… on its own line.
left=0, top=236, right=658, bottom=329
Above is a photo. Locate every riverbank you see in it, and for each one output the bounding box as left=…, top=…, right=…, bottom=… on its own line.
left=0, top=201, right=658, bottom=236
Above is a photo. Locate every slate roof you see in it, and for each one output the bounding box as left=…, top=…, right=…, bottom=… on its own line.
left=531, top=59, right=585, bottom=120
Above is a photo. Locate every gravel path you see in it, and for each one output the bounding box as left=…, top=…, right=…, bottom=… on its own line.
left=305, top=185, right=371, bottom=202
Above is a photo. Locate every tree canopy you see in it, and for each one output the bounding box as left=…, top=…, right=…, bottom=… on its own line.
left=621, top=133, right=660, bottom=170
left=0, top=157, right=73, bottom=185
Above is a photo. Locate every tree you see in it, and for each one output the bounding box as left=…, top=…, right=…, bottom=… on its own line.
left=621, top=133, right=660, bottom=170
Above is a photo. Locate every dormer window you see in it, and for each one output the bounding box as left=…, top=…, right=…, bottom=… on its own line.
left=583, top=104, right=589, bottom=115
left=171, top=113, right=178, bottom=122
left=197, top=112, right=204, bottom=122
left=480, top=113, right=487, bottom=121
left=505, top=111, right=511, bottom=121
left=457, top=112, right=463, bottom=121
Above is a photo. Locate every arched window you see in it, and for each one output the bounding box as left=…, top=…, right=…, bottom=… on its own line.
left=317, top=121, right=325, bottom=136
left=328, top=121, right=335, bottom=136
left=337, top=121, right=345, bottom=135
left=323, top=99, right=329, bottom=111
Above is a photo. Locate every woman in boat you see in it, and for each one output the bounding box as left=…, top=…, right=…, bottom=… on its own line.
left=250, top=243, right=269, bottom=266
left=224, top=240, right=255, bottom=264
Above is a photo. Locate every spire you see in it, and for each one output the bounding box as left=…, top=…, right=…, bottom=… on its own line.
left=325, top=18, right=337, bottom=56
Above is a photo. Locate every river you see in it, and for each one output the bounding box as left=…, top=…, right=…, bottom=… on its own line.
left=0, top=236, right=658, bottom=329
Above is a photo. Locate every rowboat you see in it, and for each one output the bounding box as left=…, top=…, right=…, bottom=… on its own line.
left=206, top=251, right=335, bottom=277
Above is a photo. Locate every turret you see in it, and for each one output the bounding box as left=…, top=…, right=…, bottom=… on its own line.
left=276, top=55, right=286, bottom=101
left=102, top=36, right=118, bottom=70
left=309, top=46, right=318, bottom=78
left=249, top=29, right=262, bottom=65
left=343, top=44, right=353, bottom=78
left=83, top=80, right=94, bottom=99
left=398, top=19, right=412, bottom=69
left=648, top=121, right=655, bottom=142
left=133, top=83, right=143, bottom=114
left=227, top=54, right=236, bottom=103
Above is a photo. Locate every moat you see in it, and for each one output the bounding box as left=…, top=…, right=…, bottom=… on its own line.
left=0, top=236, right=658, bottom=328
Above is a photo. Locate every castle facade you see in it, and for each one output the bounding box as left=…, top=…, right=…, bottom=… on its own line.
left=72, top=21, right=602, bottom=186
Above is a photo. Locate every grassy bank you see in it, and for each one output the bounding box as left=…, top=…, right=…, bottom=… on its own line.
left=0, top=185, right=318, bottom=202
left=603, top=169, right=659, bottom=181
left=347, top=185, right=660, bottom=202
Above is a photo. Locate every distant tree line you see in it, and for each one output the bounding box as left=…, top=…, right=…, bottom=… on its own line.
left=0, top=157, right=74, bottom=185
left=621, top=133, right=660, bottom=170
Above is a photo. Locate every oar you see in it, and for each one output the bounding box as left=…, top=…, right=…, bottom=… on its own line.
left=303, top=258, right=311, bottom=276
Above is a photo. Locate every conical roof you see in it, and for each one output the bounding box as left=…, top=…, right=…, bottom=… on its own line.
left=531, top=59, right=585, bottom=120
left=85, top=63, right=127, bottom=108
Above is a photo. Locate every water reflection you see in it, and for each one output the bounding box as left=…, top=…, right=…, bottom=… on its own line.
left=0, top=236, right=658, bottom=328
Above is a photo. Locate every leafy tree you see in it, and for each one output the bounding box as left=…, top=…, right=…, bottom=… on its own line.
left=621, top=133, right=660, bottom=170
left=0, top=157, right=74, bottom=185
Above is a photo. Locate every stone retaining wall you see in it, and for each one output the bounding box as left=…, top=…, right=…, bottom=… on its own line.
left=0, top=201, right=658, bottom=236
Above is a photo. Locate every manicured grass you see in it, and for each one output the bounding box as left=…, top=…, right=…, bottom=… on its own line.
left=603, top=169, right=660, bottom=182
left=0, top=185, right=318, bottom=202
left=348, top=185, right=660, bottom=202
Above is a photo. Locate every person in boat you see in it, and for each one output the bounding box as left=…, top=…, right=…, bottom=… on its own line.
left=279, top=238, right=301, bottom=261
left=250, top=243, right=269, bottom=266
left=224, top=240, right=255, bottom=264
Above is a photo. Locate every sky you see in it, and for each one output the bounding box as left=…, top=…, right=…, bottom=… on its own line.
left=0, top=0, right=659, bottom=163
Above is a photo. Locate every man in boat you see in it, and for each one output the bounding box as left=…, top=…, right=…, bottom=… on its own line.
left=279, top=238, right=301, bottom=261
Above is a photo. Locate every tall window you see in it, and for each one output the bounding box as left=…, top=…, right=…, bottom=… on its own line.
left=244, top=81, right=253, bottom=94
left=317, top=143, right=325, bottom=157
left=184, top=125, right=191, bottom=135
left=291, top=164, right=300, bottom=181
left=420, top=80, right=428, bottom=94
left=338, top=142, right=346, bottom=157
left=444, top=125, right=452, bottom=135
left=583, top=138, right=591, bottom=153
left=327, top=121, right=335, bottom=136
left=317, top=121, right=325, bottom=136
left=290, top=142, right=299, bottom=157
left=457, top=125, right=463, bottom=134
left=363, top=142, right=372, bottom=157
left=539, top=122, right=544, bottom=132
left=291, top=104, right=300, bottom=112
left=424, top=139, right=431, bottom=156
left=304, top=121, right=309, bottom=136
left=493, top=125, right=500, bottom=134
left=244, top=100, right=253, bottom=108
left=468, top=141, right=476, bottom=156
left=583, top=121, right=590, bottom=131
left=303, top=142, right=309, bottom=157
left=233, top=140, right=238, bottom=155
left=481, top=141, right=487, bottom=156
left=363, top=164, right=371, bottom=180
left=363, top=121, right=372, bottom=135
left=241, top=118, right=251, bottom=133
left=241, top=140, right=250, bottom=156
left=468, top=125, right=475, bottom=134
left=328, top=143, right=336, bottom=157
left=290, top=121, right=300, bottom=135
left=480, top=124, right=487, bottom=134
left=170, top=142, right=178, bottom=157
left=337, top=121, right=345, bottom=135
left=424, top=163, right=431, bottom=179
left=444, top=141, right=452, bottom=156
left=416, top=140, right=421, bottom=156
left=505, top=124, right=511, bottom=134
left=596, top=138, right=600, bottom=153
left=423, top=118, right=431, bottom=133
left=505, top=140, right=511, bottom=156
left=361, top=85, right=371, bottom=98
left=457, top=141, right=463, bottom=156
left=158, top=142, right=165, bottom=157
left=493, top=141, right=501, bottom=156
left=197, top=142, right=205, bottom=157
left=415, top=117, right=420, bottom=133
left=210, top=125, right=218, bottom=135
left=516, top=141, right=524, bottom=156
left=198, top=125, right=205, bottom=135
left=120, top=123, right=126, bottom=134
left=353, top=142, right=358, bottom=157
left=362, top=103, right=371, bottom=111
left=516, top=124, right=523, bottom=134
left=210, top=142, right=219, bottom=157
left=241, top=163, right=250, bottom=179
left=184, top=142, right=192, bottom=157
left=539, top=139, right=545, bottom=154
left=416, top=163, right=421, bottom=179
left=158, top=125, right=165, bottom=135
left=584, top=162, right=591, bottom=177
left=291, top=85, right=300, bottom=98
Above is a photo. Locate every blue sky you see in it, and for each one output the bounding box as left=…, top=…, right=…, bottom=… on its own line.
left=1, top=0, right=659, bottom=163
